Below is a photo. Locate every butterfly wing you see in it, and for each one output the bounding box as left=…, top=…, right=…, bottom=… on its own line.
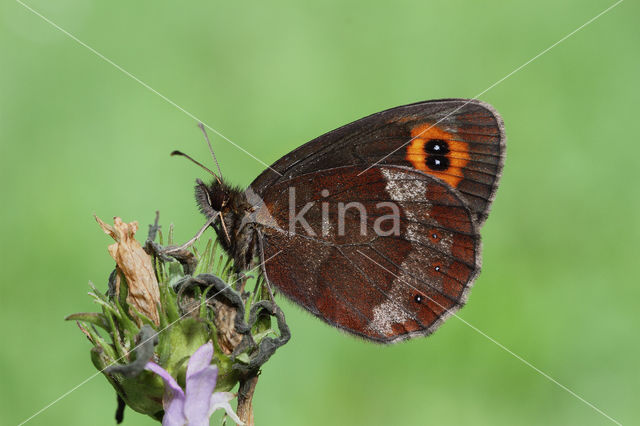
left=251, top=99, right=505, bottom=226
left=254, top=165, right=481, bottom=343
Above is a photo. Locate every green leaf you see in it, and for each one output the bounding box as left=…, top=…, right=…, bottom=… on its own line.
left=159, top=282, right=180, bottom=323
left=252, top=328, right=275, bottom=345
left=234, top=353, right=250, bottom=364
left=65, top=313, right=109, bottom=330
left=130, top=305, right=158, bottom=329
left=113, top=296, right=140, bottom=337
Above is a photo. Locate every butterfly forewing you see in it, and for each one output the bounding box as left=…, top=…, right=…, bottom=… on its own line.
left=251, top=99, right=505, bottom=226
left=255, top=165, right=481, bottom=343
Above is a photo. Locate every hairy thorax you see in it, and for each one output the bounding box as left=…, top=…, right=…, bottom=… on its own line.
left=195, top=178, right=263, bottom=272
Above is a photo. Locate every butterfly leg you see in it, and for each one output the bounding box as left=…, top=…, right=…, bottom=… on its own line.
left=256, top=233, right=277, bottom=303
left=218, top=211, right=232, bottom=244
left=164, top=215, right=216, bottom=253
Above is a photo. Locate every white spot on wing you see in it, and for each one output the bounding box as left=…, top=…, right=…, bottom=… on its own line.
left=380, top=168, right=427, bottom=202
left=369, top=285, right=411, bottom=336
left=380, top=168, right=430, bottom=242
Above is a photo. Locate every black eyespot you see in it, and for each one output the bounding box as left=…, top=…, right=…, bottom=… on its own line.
left=426, top=155, right=449, bottom=171
left=432, top=233, right=438, bottom=240
left=434, top=266, right=441, bottom=272
left=414, top=294, right=423, bottom=303
left=424, top=139, right=450, bottom=155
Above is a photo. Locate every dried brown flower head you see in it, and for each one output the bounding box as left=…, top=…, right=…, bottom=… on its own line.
left=95, top=216, right=160, bottom=326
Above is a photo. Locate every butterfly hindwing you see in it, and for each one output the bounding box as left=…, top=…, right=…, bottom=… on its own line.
left=255, top=165, right=481, bottom=343
left=251, top=99, right=505, bottom=226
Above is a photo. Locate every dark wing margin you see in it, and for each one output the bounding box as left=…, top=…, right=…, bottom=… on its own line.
left=250, top=99, right=505, bottom=227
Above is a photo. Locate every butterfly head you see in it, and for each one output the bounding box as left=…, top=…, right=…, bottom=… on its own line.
left=194, top=177, right=258, bottom=270
left=195, top=178, right=235, bottom=218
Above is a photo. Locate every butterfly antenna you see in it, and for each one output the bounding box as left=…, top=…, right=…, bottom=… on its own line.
left=170, top=150, right=222, bottom=184
left=198, top=123, right=224, bottom=181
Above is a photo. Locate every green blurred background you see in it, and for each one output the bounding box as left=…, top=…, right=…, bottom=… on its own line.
left=1, top=0, right=638, bottom=424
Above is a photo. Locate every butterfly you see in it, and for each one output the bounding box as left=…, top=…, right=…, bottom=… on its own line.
left=174, top=99, right=505, bottom=343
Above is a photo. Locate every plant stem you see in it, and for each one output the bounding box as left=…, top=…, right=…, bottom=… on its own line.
left=237, top=374, right=259, bottom=426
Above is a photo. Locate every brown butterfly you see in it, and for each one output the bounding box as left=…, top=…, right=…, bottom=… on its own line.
left=175, top=99, right=505, bottom=343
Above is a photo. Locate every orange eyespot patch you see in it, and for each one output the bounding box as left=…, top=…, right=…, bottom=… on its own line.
left=405, top=123, right=470, bottom=188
